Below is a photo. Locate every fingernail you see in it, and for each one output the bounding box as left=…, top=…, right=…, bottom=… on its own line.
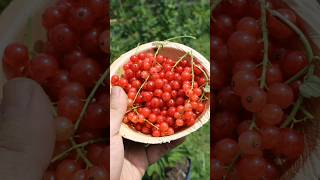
left=111, top=86, right=122, bottom=97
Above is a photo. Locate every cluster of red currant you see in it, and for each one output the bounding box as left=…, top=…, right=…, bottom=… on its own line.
left=111, top=51, right=209, bottom=137
left=2, top=0, right=109, bottom=179
left=212, top=0, right=315, bottom=179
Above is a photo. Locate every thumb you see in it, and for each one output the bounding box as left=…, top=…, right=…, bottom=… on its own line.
left=110, top=86, right=127, bottom=136
left=0, top=78, right=55, bottom=180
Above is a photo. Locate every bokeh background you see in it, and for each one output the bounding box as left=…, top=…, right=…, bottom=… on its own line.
left=111, top=0, right=210, bottom=179
left=0, top=0, right=210, bottom=179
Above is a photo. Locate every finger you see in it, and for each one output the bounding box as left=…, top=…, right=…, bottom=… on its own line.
left=0, top=78, right=55, bottom=180
left=146, top=138, right=185, bottom=164
left=110, top=86, right=127, bottom=136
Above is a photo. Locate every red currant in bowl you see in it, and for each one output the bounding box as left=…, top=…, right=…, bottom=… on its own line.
left=110, top=42, right=210, bottom=144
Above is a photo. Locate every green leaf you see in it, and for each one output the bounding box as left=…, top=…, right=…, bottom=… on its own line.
left=300, top=75, right=320, bottom=98
left=204, top=83, right=210, bottom=93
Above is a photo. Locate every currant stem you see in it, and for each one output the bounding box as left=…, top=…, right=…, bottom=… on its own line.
left=249, top=115, right=257, bottom=130
left=194, top=64, right=210, bottom=84
left=285, top=66, right=308, bottom=84
left=51, top=138, right=106, bottom=163
left=301, top=106, right=314, bottom=119
left=126, top=105, right=142, bottom=114
left=171, top=52, right=190, bottom=71
left=281, top=96, right=304, bottom=128
left=190, top=53, right=195, bottom=90
left=145, top=119, right=159, bottom=130
left=74, top=68, right=109, bottom=131
left=223, top=153, right=241, bottom=180
left=70, top=138, right=93, bottom=167
left=132, top=75, right=150, bottom=105
left=259, top=0, right=270, bottom=89
left=270, top=8, right=316, bottom=128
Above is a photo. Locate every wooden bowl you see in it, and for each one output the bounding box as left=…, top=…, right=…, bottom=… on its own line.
left=110, top=41, right=210, bottom=144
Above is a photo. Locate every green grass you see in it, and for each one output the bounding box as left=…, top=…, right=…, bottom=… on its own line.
left=111, top=0, right=210, bottom=179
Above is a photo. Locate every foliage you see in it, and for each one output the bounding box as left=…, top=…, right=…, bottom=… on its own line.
left=110, top=0, right=210, bottom=61
left=0, top=0, right=11, bottom=13
left=111, top=0, right=210, bottom=179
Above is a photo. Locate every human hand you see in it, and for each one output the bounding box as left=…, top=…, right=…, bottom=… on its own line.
left=0, top=78, right=55, bottom=180
left=110, top=86, right=185, bottom=180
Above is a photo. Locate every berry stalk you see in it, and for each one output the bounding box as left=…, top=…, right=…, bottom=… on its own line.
left=191, top=53, right=195, bottom=90
left=132, top=75, right=150, bottom=105
left=259, top=0, right=270, bottom=89
left=269, top=9, right=316, bottom=128
left=70, top=138, right=93, bottom=167
left=51, top=138, right=106, bottom=163
left=74, top=68, right=110, bottom=131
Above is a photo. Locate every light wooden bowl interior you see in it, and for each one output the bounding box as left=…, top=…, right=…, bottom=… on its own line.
left=110, top=42, right=210, bottom=144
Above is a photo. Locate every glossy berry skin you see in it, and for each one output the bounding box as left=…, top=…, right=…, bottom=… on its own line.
left=227, top=31, right=258, bottom=61
left=258, top=104, right=283, bottom=126
left=267, top=83, right=294, bottom=109
left=55, top=116, right=74, bottom=141
left=241, top=86, right=267, bottom=112
left=212, top=159, right=227, bottom=180
left=217, top=87, right=242, bottom=112
left=215, top=138, right=239, bottom=165
left=281, top=51, right=308, bottom=78
left=42, top=6, right=64, bottom=30
left=214, top=14, right=234, bottom=39
left=212, top=63, right=227, bottom=90
left=48, top=24, right=77, bottom=53
left=276, top=128, right=304, bottom=160
left=81, top=28, right=102, bottom=55
left=99, top=30, right=109, bottom=54
left=239, top=130, right=262, bottom=155
left=59, top=82, right=86, bottom=99
left=58, top=96, right=84, bottom=123
left=260, top=126, right=280, bottom=150
left=232, top=60, right=256, bottom=74
left=70, top=58, right=102, bottom=88
left=267, top=64, right=284, bottom=85
left=3, top=43, right=29, bottom=68
left=237, top=156, right=267, bottom=180
left=212, top=112, right=238, bottom=141
left=236, top=17, right=260, bottom=36
left=82, top=103, right=108, bottom=129
left=62, top=50, right=85, bottom=70
left=88, top=0, right=108, bottom=18
left=56, top=159, right=81, bottom=180
left=68, top=6, right=95, bottom=33
left=86, top=166, right=108, bottom=180
left=28, top=53, right=59, bottom=83
left=232, top=71, right=258, bottom=95
left=268, top=9, right=297, bottom=39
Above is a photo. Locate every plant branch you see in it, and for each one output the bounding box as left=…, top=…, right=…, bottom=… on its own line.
left=70, top=138, right=93, bottom=167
